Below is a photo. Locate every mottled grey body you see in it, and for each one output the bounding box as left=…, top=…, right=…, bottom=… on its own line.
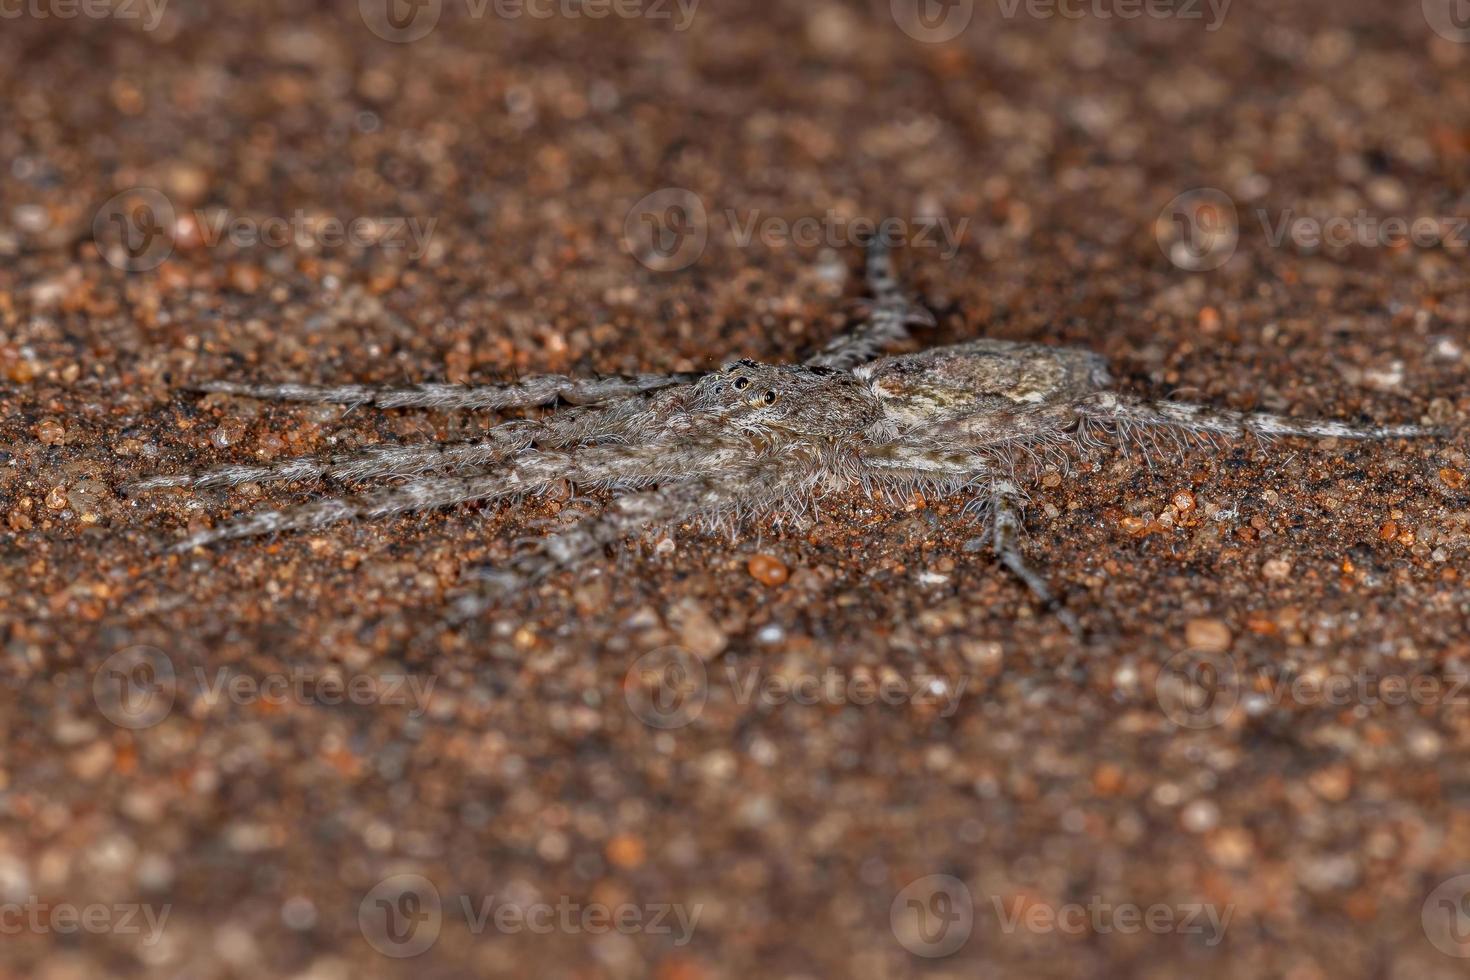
left=125, top=239, right=1436, bottom=633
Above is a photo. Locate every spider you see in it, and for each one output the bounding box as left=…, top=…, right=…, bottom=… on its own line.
left=125, top=239, right=1435, bottom=633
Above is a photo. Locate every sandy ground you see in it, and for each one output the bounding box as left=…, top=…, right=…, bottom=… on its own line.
left=3, top=0, right=1470, bottom=976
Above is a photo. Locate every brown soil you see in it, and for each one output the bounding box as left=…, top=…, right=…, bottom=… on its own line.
left=3, top=1, right=1470, bottom=977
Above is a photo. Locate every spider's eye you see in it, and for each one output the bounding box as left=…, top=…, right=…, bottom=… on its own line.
left=732, top=377, right=749, bottom=391
left=762, top=390, right=778, bottom=406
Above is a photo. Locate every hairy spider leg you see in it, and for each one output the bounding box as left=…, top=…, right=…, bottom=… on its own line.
left=189, top=371, right=701, bottom=410
left=1075, top=392, right=1433, bottom=442
left=164, top=435, right=759, bottom=551
left=805, top=240, right=936, bottom=370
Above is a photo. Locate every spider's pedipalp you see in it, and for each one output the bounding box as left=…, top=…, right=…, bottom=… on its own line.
left=189, top=371, right=700, bottom=410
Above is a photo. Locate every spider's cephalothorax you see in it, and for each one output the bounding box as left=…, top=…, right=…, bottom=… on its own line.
left=693, top=360, right=884, bottom=439
left=125, top=237, right=1436, bottom=633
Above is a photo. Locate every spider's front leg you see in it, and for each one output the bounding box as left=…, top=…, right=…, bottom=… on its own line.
left=460, top=451, right=820, bottom=606
left=189, top=370, right=701, bottom=410
left=125, top=424, right=537, bottom=492
left=126, top=382, right=705, bottom=492
left=161, top=439, right=749, bottom=552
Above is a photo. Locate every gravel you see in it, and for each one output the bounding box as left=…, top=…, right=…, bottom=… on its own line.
left=2, top=1, right=1470, bottom=977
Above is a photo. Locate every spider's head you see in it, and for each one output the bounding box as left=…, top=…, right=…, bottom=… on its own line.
left=695, top=359, right=882, bottom=438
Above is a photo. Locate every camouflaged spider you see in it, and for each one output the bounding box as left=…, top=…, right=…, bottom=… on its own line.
left=126, top=240, right=1433, bottom=633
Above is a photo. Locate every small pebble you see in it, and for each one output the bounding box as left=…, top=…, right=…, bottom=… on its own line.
left=1440, top=467, right=1465, bottom=489
left=1185, top=617, right=1232, bottom=653
left=1262, top=557, right=1293, bottom=581
left=1181, top=799, right=1220, bottom=833
left=69, top=741, right=114, bottom=781
left=667, top=598, right=728, bottom=660
left=1092, top=763, right=1124, bottom=795
left=605, top=834, right=645, bottom=869
left=1120, top=515, right=1150, bottom=536
left=211, top=420, right=247, bottom=449
left=6, top=504, right=33, bottom=531
left=1308, top=765, right=1353, bottom=802
left=35, top=418, right=66, bottom=445
left=1207, top=828, right=1253, bottom=868
left=44, top=487, right=68, bottom=511
left=280, top=896, right=317, bottom=930
left=228, top=263, right=263, bottom=294
left=747, top=554, right=789, bottom=586
left=755, top=624, right=785, bottom=645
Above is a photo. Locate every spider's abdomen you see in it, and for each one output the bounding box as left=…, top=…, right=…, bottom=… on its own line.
left=857, top=339, right=1110, bottom=428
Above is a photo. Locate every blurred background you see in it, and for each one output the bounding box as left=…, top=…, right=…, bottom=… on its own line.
left=3, top=0, right=1470, bottom=977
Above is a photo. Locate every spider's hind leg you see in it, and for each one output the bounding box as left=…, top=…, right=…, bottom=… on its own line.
left=988, top=481, right=1082, bottom=637
left=1076, top=392, right=1432, bottom=444
left=806, top=236, right=935, bottom=370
